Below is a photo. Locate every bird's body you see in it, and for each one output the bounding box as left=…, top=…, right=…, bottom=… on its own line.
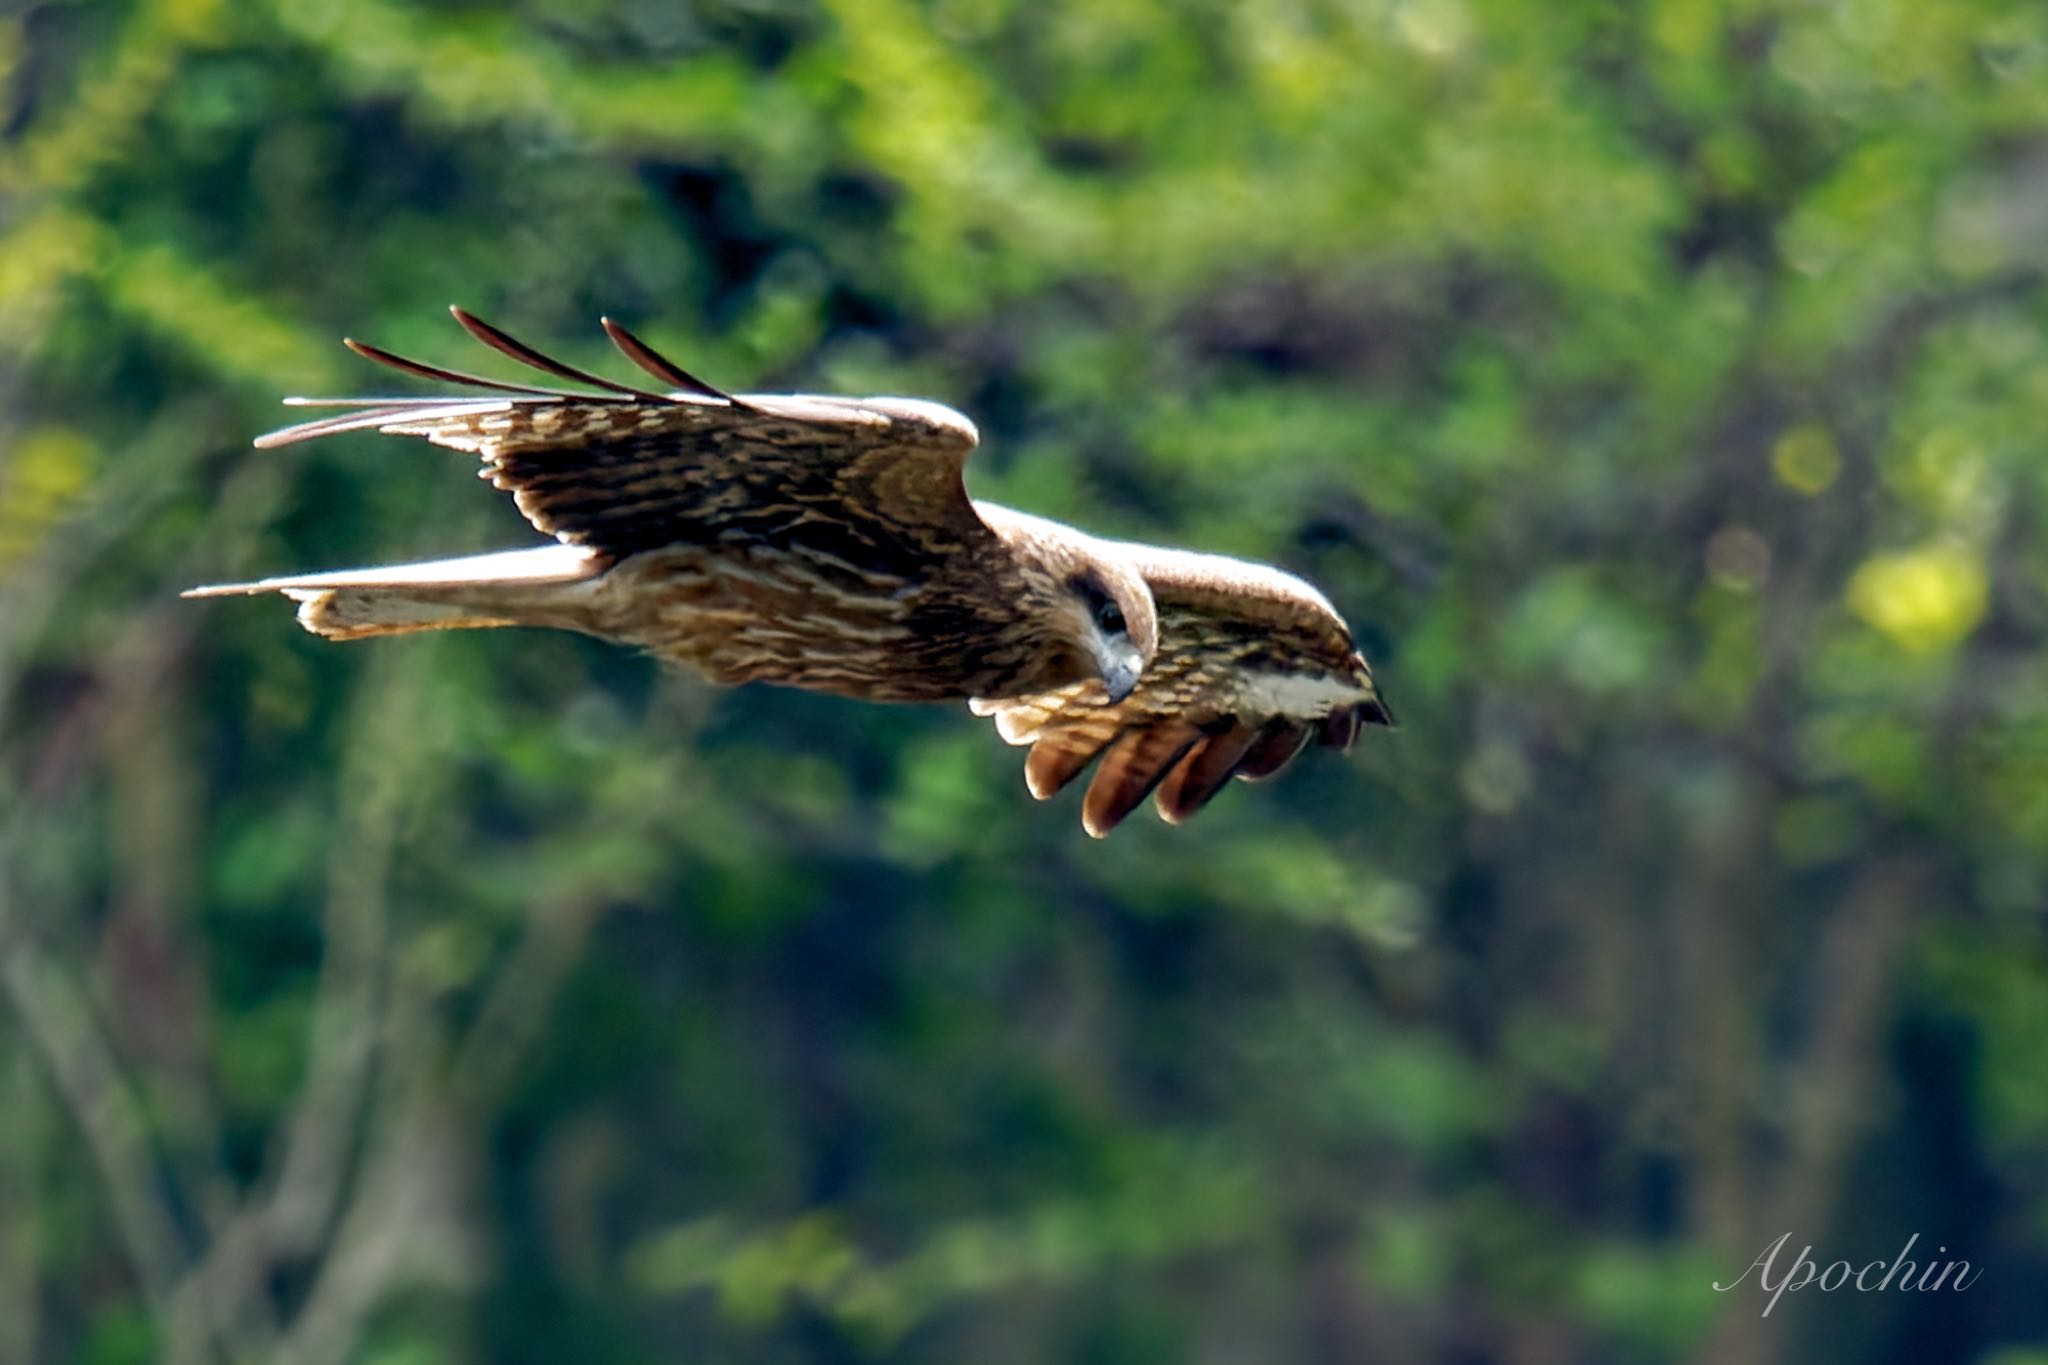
left=189, top=309, right=1389, bottom=833
left=390, top=505, right=1133, bottom=704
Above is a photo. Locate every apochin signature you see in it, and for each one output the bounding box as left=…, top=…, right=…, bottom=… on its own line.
left=1715, top=1232, right=1983, bottom=1316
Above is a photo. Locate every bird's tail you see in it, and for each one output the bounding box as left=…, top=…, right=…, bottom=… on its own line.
left=184, top=544, right=605, bottom=641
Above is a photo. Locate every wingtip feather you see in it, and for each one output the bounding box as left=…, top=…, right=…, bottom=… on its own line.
left=1234, top=720, right=1311, bottom=782
left=449, top=307, right=671, bottom=403
left=599, top=316, right=751, bottom=409
left=1154, top=724, right=1260, bottom=825
left=1025, top=734, right=1109, bottom=800
left=1080, top=726, right=1201, bottom=837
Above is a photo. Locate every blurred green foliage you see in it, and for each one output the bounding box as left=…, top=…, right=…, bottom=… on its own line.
left=3, top=0, right=2047, bottom=1361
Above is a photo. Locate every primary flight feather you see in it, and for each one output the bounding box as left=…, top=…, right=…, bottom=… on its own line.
left=188, top=308, right=1389, bottom=834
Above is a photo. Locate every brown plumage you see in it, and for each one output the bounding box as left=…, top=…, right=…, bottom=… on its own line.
left=187, top=308, right=1390, bottom=834
left=190, top=307, right=1156, bottom=706
left=972, top=544, right=1390, bottom=835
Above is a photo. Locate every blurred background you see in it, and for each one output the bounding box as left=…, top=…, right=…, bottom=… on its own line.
left=3, top=0, right=2047, bottom=1361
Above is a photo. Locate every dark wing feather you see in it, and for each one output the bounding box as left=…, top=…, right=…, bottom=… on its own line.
left=1025, top=723, right=1119, bottom=800
left=600, top=317, right=746, bottom=404
left=339, top=335, right=587, bottom=397
left=259, top=311, right=986, bottom=565
left=1235, top=718, right=1314, bottom=780
left=1154, top=722, right=1260, bottom=825
left=973, top=547, right=1389, bottom=835
left=1081, top=723, right=1206, bottom=837
left=448, top=306, right=670, bottom=402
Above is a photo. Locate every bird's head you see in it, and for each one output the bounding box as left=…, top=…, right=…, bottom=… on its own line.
left=1056, top=556, right=1158, bottom=703
left=975, top=505, right=1159, bottom=703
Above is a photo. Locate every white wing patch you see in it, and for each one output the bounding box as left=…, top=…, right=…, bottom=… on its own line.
left=1239, top=668, right=1369, bottom=720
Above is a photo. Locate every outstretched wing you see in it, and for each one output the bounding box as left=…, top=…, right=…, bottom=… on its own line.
left=260, top=307, right=989, bottom=573
left=972, top=546, right=1390, bottom=837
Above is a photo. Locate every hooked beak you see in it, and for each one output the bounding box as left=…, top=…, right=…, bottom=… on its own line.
left=1100, top=647, right=1143, bottom=705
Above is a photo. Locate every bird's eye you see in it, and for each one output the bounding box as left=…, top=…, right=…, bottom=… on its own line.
left=1072, top=572, right=1128, bottom=636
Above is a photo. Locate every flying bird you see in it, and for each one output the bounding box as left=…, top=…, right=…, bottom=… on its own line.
left=187, top=308, right=1389, bottom=834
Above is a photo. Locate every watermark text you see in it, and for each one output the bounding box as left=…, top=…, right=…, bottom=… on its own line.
left=1714, top=1233, right=1982, bottom=1317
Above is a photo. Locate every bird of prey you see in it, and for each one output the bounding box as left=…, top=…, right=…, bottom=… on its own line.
left=188, top=308, right=1390, bottom=834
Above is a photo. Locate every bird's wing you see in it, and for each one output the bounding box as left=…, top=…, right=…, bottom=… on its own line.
left=972, top=546, right=1390, bottom=836
left=258, top=308, right=988, bottom=570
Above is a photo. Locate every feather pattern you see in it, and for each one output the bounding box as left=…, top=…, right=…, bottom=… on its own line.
left=1154, top=723, right=1260, bottom=824
left=1082, top=723, right=1206, bottom=838
left=194, top=307, right=1388, bottom=835
left=216, top=309, right=1161, bottom=707
left=973, top=545, right=1390, bottom=834
left=600, top=317, right=746, bottom=403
